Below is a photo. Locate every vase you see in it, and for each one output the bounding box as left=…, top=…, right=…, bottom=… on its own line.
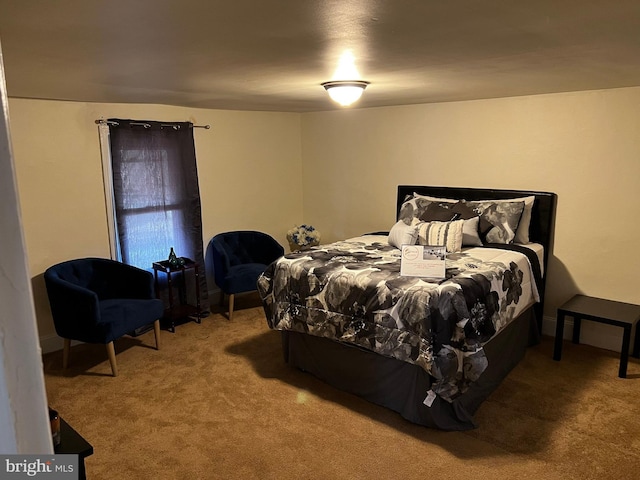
left=168, top=247, right=179, bottom=267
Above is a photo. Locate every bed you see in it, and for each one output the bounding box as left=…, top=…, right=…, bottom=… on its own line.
left=258, top=185, right=557, bottom=430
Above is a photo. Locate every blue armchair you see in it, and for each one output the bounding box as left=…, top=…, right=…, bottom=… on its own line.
left=44, top=257, right=164, bottom=376
left=207, top=231, right=284, bottom=320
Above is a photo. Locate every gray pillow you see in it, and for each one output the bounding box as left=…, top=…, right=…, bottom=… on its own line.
left=465, top=200, right=525, bottom=244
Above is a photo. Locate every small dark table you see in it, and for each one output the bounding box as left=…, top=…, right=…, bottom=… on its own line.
left=55, top=418, right=93, bottom=480
left=553, top=294, right=640, bottom=378
left=153, top=258, right=202, bottom=332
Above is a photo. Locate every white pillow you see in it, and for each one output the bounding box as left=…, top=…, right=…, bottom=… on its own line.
left=388, top=220, right=419, bottom=249
left=416, top=219, right=464, bottom=253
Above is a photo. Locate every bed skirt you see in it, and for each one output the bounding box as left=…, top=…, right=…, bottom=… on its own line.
left=281, top=307, right=540, bottom=431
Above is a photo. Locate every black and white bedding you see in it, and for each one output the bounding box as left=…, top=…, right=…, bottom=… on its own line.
left=258, top=185, right=557, bottom=430
left=259, top=235, right=540, bottom=402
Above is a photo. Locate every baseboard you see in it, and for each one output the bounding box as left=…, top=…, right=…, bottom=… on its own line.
left=39, top=334, right=84, bottom=355
left=541, top=314, right=632, bottom=354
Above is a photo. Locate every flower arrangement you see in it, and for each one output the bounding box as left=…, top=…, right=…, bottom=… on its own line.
left=286, top=224, right=321, bottom=251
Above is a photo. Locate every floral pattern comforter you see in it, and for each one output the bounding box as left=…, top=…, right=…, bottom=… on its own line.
left=257, top=235, right=540, bottom=402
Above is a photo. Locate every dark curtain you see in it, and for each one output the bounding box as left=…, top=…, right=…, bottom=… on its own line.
left=108, top=119, right=209, bottom=313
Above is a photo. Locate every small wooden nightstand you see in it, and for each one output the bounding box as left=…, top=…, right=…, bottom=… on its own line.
left=553, top=294, right=640, bottom=378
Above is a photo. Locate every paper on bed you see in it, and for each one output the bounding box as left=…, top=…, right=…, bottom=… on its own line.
left=400, top=244, right=446, bottom=279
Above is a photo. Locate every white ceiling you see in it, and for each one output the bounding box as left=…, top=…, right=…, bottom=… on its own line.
left=1, top=0, right=640, bottom=113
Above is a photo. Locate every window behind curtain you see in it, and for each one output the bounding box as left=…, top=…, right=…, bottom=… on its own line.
left=105, top=119, right=209, bottom=311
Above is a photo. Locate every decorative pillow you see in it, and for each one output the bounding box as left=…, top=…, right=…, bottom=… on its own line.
left=418, top=203, right=459, bottom=222
left=465, top=200, right=525, bottom=244
left=484, top=196, right=535, bottom=244
left=388, top=220, right=419, bottom=248
left=398, top=193, right=457, bottom=225
left=416, top=219, right=464, bottom=253
left=398, top=197, right=426, bottom=225
left=449, top=201, right=489, bottom=246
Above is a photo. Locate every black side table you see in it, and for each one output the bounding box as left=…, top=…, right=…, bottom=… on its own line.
left=153, top=258, right=202, bottom=333
left=55, top=418, right=93, bottom=480
left=553, top=294, right=640, bottom=378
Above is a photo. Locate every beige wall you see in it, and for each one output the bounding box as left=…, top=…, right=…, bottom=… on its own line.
left=301, top=87, right=640, bottom=343
left=9, top=86, right=640, bottom=352
left=8, top=99, right=302, bottom=345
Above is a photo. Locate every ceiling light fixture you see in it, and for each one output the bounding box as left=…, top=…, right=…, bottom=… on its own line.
left=321, top=80, right=370, bottom=107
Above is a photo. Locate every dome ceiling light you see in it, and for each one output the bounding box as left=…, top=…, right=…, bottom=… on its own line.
left=322, top=50, right=370, bottom=107
left=321, top=80, right=370, bottom=107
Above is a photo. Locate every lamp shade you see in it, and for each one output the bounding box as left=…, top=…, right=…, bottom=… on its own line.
left=321, top=80, right=370, bottom=106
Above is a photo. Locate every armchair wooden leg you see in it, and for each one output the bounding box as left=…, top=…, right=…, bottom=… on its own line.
left=228, top=293, right=234, bottom=321
left=153, top=319, right=161, bottom=350
left=62, top=338, right=71, bottom=369
left=106, top=341, right=118, bottom=377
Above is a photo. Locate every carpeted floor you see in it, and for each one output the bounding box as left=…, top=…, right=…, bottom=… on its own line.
left=42, top=294, right=640, bottom=480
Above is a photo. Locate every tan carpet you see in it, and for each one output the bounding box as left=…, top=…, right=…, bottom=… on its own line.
left=42, top=295, right=640, bottom=480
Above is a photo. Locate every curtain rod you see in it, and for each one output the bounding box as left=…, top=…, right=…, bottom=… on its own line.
left=95, top=119, right=211, bottom=129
